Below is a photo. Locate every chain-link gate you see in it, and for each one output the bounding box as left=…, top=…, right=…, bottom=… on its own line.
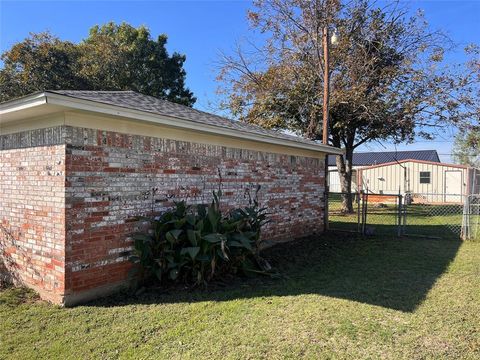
left=361, top=192, right=402, bottom=237
left=328, top=191, right=401, bottom=237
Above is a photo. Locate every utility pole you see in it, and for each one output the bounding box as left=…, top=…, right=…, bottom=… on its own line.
left=322, top=0, right=338, bottom=145
left=322, top=1, right=331, bottom=231
left=322, top=24, right=330, bottom=145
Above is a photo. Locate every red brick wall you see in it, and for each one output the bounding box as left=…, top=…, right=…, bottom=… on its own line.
left=1, top=125, right=326, bottom=305
left=0, top=145, right=66, bottom=303
left=64, top=127, right=326, bottom=302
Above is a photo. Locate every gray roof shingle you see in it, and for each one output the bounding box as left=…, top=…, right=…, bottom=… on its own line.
left=48, top=90, right=324, bottom=148
left=328, top=150, right=440, bottom=166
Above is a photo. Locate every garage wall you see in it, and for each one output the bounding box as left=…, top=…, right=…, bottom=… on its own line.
left=1, top=117, right=327, bottom=305
left=0, top=133, right=66, bottom=304
left=62, top=126, right=326, bottom=303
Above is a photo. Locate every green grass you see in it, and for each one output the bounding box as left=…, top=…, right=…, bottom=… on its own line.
left=1, top=234, right=479, bottom=359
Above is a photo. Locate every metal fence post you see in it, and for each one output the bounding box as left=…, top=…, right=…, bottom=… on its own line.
left=324, top=190, right=329, bottom=232
left=361, top=192, right=364, bottom=235
left=324, top=156, right=329, bottom=232
left=461, top=195, right=471, bottom=240
left=357, top=191, right=361, bottom=234
left=397, top=194, right=402, bottom=237
left=362, top=192, right=368, bottom=236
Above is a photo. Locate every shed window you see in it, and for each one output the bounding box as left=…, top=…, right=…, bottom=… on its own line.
left=420, top=171, right=431, bottom=184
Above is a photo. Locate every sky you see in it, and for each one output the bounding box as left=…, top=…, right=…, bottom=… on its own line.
left=1, top=0, right=479, bottom=162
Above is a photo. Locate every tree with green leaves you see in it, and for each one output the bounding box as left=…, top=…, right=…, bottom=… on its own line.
left=453, top=44, right=480, bottom=168
left=217, top=0, right=470, bottom=212
left=0, top=33, right=85, bottom=101
left=0, top=22, right=195, bottom=106
left=453, top=133, right=479, bottom=167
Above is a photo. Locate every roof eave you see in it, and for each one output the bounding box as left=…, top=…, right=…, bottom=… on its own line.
left=1, top=91, right=343, bottom=155
left=0, top=92, right=48, bottom=114
left=358, top=158, right=469, bottom=170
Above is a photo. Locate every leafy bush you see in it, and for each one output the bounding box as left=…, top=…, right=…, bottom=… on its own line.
left=130, top=189, right=270, bottom=286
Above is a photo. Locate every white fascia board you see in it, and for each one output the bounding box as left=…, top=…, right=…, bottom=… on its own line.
left=0, top=92, right=48, bottom=116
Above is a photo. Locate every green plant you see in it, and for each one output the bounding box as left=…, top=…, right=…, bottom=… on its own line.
left=230, top=185, right=271, bottom=253
left=130, top=189, right=270, bottom=286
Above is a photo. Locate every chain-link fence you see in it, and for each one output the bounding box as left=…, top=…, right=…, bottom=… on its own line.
left=462, top=195, right=480, bottom=241
left=328, top=192, right=361, bottom=233
left=327, top=191, right=479, bottom=240
left=401, top=194, right=464, bottom=240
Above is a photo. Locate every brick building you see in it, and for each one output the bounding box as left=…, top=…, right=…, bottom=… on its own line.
left=0, top=90, right=341, bottom=305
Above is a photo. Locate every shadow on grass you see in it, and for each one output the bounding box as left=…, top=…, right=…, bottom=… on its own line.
left=84, top=231, right=462, bottom=313
left=331, top=220, right=463, bottom=240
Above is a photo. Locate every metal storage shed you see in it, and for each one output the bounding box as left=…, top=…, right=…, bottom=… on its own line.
left=357, top=159, right=473, bottom=203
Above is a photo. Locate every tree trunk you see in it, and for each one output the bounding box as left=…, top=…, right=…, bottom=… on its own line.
left=336, top=147, right=354, bottom=213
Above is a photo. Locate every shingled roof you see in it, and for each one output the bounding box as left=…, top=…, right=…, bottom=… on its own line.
left=45, top=90, right=332, bottom=150
left=328, top=150, right=440, bottom=166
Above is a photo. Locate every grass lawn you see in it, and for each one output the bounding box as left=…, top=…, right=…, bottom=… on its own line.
left=1, top=234, right=479, bottom=359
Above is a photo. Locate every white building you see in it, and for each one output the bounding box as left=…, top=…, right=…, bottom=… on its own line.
left=329, top=150, right=477, bottom=203
left=328, top=150, right=441, bottom=193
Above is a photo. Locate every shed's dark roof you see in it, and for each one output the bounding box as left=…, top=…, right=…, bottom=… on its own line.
left=328, top=150, right=440, bottom=166
left=47, top=90, right=324, bottom=148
